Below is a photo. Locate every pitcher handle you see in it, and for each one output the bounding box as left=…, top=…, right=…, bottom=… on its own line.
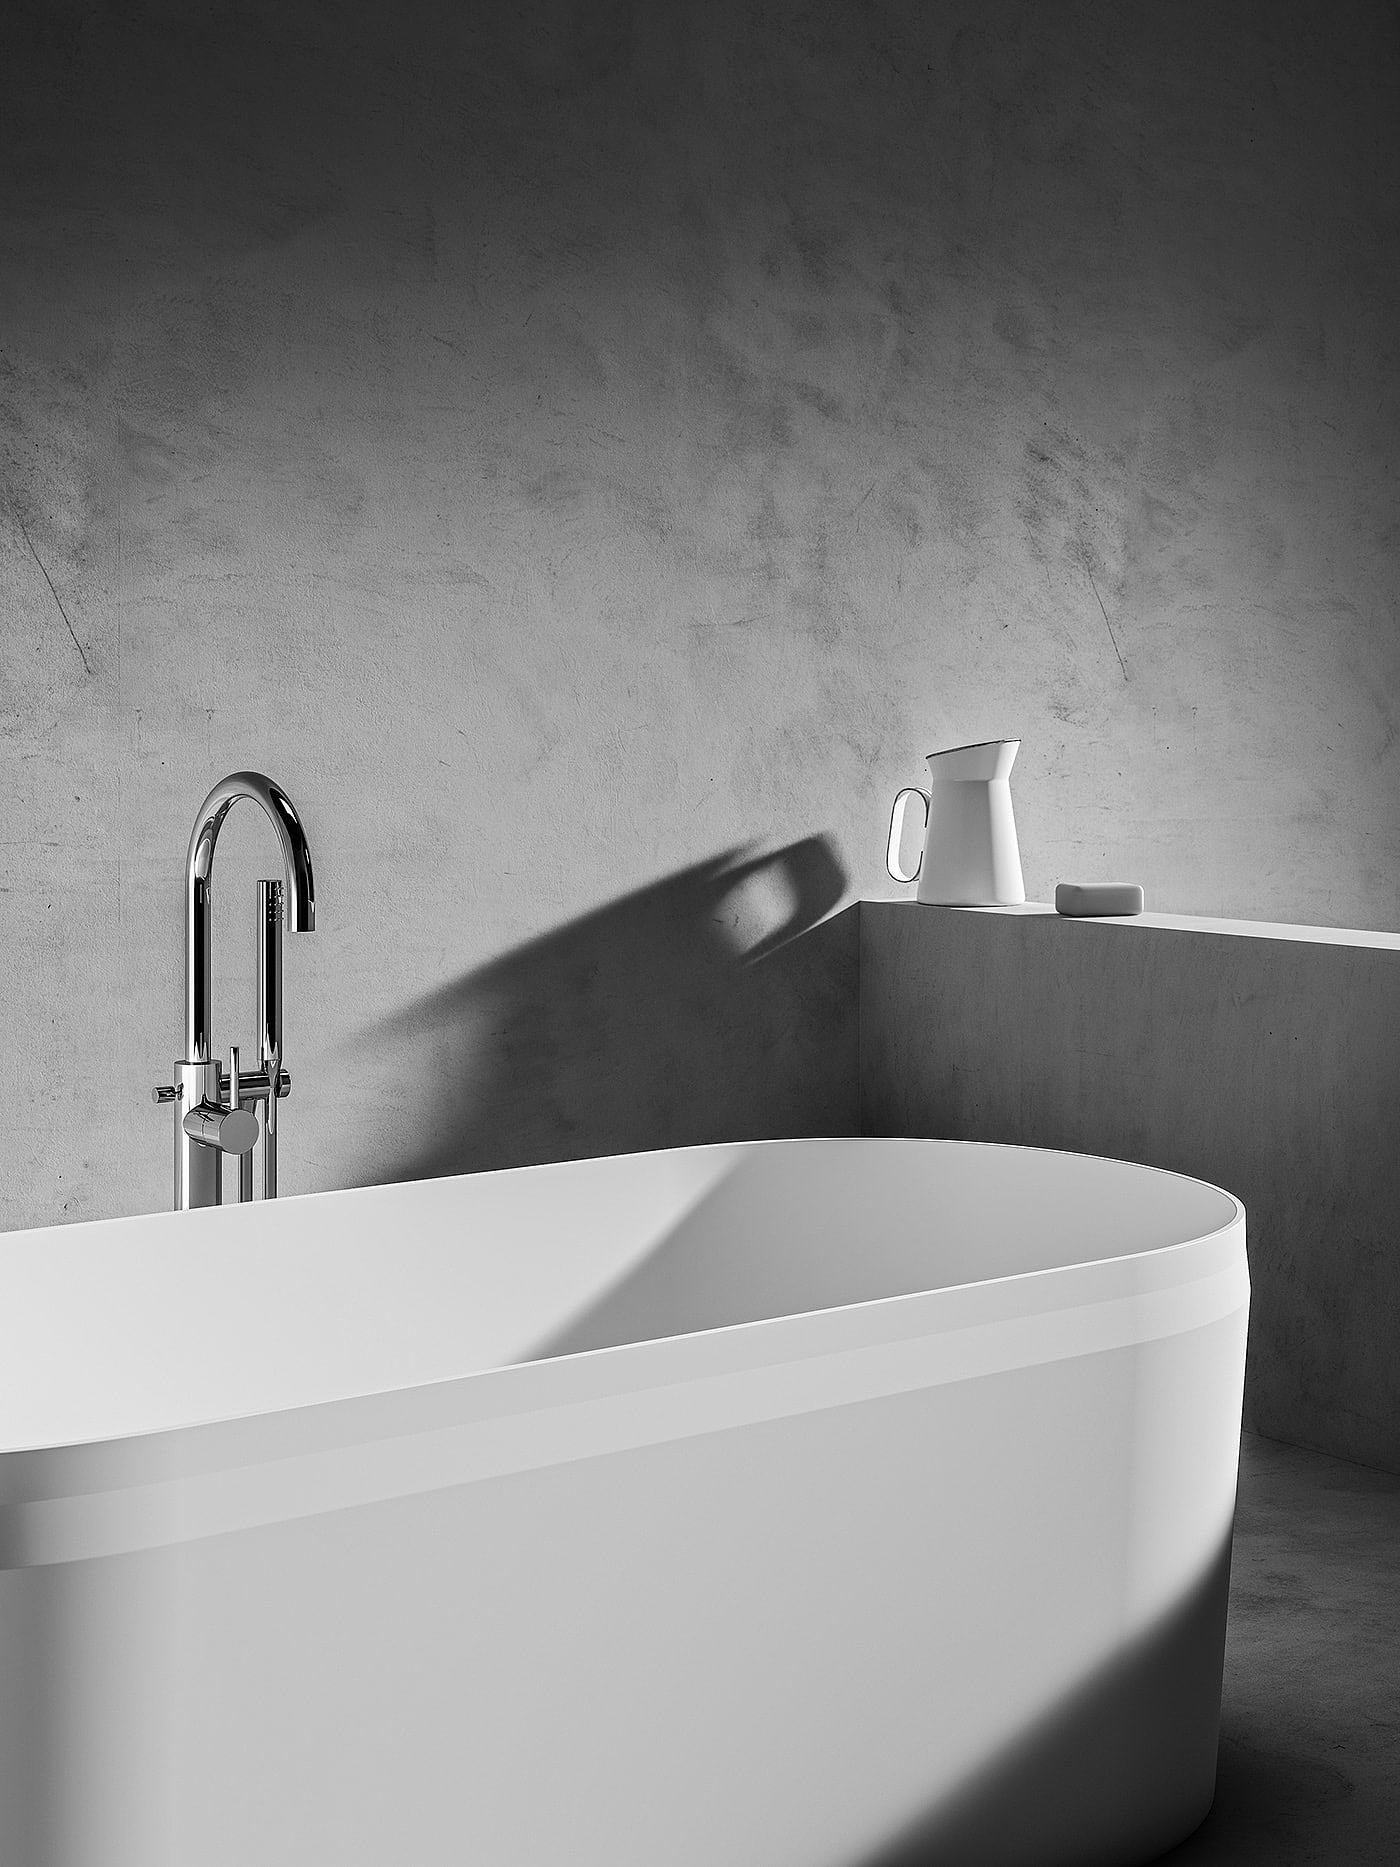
left=887, top=787, right=929, bottom=883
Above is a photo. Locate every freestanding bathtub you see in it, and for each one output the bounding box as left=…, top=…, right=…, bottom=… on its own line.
left=0, top=1138, right=1248, bottom=1867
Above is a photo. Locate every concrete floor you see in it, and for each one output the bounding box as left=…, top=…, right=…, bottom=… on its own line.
left=1158, top=1432, right=1400, bottom=1863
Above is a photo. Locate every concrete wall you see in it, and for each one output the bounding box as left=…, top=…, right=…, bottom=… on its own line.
left=861, top=902, right=1400, bottom=1475
left=3, top=4, right=1398, bottom=1228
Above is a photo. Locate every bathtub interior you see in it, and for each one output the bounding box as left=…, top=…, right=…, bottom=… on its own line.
left=1, top=1139, right=1239, bottom=1454
left=529, top=1137, right=1238, bottom=1357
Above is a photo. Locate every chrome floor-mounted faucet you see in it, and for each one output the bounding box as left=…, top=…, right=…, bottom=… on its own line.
left=153, top=773, right=316, bottom=1210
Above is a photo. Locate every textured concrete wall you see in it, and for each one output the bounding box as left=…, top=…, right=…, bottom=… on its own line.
left=860, top=902, right=1400, bottom=1475
left=2, top=4, right=1398, bottom=1228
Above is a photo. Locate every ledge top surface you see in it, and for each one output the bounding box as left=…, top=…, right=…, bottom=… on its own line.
left=871, top=899, right=1400, bottom=951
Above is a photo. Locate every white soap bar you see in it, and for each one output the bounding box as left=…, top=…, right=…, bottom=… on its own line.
left=1055, top=882, right=1145, bottom=917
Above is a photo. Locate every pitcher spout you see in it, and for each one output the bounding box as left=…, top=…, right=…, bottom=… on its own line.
left=925, top=738, right=1020, bottom=782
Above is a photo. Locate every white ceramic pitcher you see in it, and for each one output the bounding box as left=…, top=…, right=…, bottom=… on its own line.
left=886, top=739, right=1026, bottom=905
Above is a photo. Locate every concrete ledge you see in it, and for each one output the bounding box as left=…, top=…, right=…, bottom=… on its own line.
left=948, top=901, right=1400, bottom=950
left=859, top=900, right=1400, bottom=1475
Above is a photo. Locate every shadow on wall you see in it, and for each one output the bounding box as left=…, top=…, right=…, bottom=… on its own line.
left=357, top=838, right=856, bottom=1185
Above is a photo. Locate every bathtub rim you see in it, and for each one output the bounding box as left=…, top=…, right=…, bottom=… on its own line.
left=1, top=1138, right=1248, bottom=1568
left=0, top=1233, right=1248, bottom=1568
left=1, top=1134, right=1246, bottom=1456
left=1, top=1132, right=1244, bottom=1262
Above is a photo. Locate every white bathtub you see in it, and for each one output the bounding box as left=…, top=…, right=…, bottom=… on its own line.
left=0, top=1137, right=1247, bottom=1867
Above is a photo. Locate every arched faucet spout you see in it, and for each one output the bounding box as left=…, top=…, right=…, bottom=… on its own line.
left=184, top=772, right=316, bottom=1062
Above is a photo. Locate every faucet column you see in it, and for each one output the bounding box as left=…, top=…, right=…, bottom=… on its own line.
left=253, top=878, right=283, bottom=1200
left=177, top=833, right=220, bottom=1207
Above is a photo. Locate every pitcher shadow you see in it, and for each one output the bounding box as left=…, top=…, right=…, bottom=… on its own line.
left=355, top=837, right=857, bottom=1185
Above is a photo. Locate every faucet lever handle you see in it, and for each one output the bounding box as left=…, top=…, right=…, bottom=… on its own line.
left=152, top=1083, right=181, bottom=1105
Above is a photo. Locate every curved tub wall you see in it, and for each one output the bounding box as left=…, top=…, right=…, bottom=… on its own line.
left=0, top=1139, right=1248, bottom=1867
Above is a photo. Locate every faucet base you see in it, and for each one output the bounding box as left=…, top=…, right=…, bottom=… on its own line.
left=162, top=1056, right=294, bottom=1210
